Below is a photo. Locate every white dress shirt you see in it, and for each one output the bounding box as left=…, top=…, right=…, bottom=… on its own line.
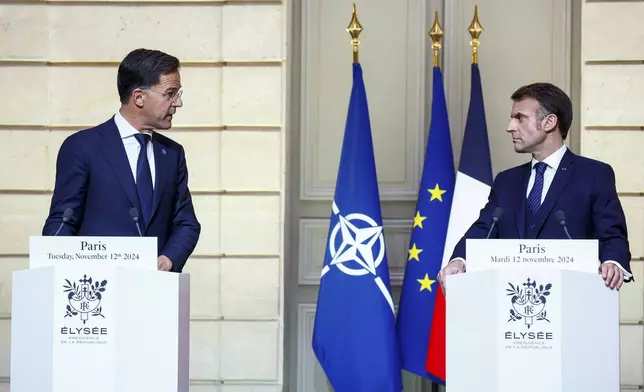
left=114, top=111, right=156, bottom=189
left=451, top=143, right=631, bottom=279
left=525, top=144, right=567, bottom=202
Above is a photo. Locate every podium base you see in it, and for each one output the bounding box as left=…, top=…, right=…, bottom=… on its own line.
left=10, top=264, right=190, bottom=392
left=446, top=268, right=619, bottom=392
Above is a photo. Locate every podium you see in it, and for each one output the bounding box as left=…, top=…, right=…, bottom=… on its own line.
left=445, top=239, right=620, bottom=392
left=10, top=236, right=190, bottom=392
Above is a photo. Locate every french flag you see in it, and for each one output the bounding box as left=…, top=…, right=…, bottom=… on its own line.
left=425, top=62, right=493, bottom=380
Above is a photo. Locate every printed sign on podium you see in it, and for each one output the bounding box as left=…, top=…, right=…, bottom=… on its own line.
left=11, top=236, right=190, bottom=392
left=463, top=238, right=600, bottom=274
left=28, top=235, right=158, bottom=269
left=445, top=239, right=619, bottom=392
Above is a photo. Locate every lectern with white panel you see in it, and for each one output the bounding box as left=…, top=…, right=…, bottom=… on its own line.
left=445, top=239, right=619, bottom=392
left=10, top=236, right=190, bottom=392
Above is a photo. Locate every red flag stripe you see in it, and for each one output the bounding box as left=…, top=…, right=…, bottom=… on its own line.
left=425, top=285, right=446, bottom=381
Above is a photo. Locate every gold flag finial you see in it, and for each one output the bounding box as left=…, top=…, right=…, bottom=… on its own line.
left=468, top=5, right=483, bottom=64
left=429, top=9, right=444, bottom=67
left=347, top=3, right=363, bottom=63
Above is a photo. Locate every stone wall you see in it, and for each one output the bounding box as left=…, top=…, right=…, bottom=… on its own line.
left=581, top=1, right=644, bottom=389
left=0, top=1, right=286, bottom=391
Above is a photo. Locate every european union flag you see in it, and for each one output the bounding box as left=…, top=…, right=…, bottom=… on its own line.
left=395, top=65, right=454, bottom=384
left=312, top=62, right=402, bottom=392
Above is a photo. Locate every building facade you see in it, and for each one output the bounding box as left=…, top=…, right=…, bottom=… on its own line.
left=0, top=0, right=641, bottom=391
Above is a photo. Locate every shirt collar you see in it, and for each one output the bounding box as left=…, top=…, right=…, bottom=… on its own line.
left=531, top=144, right=567, bottom=171
left=114, top=111, right=153, bottom=139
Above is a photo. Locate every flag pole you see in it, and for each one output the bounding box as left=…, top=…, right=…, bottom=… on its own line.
left=468, top=4, right=483, bottom=64
left=347, top=3, right=363, bottom=63
left=429, top=9, right=444, bottom=67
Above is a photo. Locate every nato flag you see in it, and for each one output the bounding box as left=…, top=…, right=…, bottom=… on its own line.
left=312, top=62, right=402, bottom=392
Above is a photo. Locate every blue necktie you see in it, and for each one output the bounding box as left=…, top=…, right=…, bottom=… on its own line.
left=134, top=133, right=153, bottom=223
left=527, top=162, right=547, bottom=215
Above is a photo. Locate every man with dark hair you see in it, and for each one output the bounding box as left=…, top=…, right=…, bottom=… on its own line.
left=42, top=48, right=201, bottom=273
left=439, top=82, right=632, bottom=290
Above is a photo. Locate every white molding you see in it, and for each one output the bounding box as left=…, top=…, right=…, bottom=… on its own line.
left=296, top=304, right=324, bottom=392
left=552, top=0, right=573, bottom=96
left=299, top=0, right=427, bottom=201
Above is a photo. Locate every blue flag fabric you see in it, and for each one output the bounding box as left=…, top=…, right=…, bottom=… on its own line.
left=459, top=63, right=493, bottom=185
left=395, top=66, right=455, bottom=384
left=312, top=62, right=402, bottom=392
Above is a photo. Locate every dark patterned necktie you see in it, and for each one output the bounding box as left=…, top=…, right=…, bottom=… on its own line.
left=134, top=133, right=153, bottom=223
left=527, top=162, right=547, bottom=214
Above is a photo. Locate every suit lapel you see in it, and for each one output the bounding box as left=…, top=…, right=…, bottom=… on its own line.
left=515, top=163, right=531, bottom=239
left=99, top=119, right=140, bottom=210
left=532, top=149, right=575, bottom=236
left=149, top=136, right=168, bottom=222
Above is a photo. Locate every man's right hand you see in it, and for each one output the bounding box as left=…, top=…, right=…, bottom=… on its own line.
left=438, top=259, right=466, bottom=292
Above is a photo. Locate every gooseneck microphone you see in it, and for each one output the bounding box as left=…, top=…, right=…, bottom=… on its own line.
left=54, top=208, right=74, bottom=236
left=486, top=207, right=504, bottom=239
left=555, top=210, right=572, bottom=239
left=129, top=207, right=143, bottom=237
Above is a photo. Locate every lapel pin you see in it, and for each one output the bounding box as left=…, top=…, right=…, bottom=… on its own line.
left=162, top=149, right=167, bottom=155
left=561, top=167, right=567, bottom=171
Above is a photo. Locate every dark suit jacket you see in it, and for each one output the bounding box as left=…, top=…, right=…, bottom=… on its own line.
left=42, top=117, right=201, bottom=272
left=451, top=149, right=632, bottom=277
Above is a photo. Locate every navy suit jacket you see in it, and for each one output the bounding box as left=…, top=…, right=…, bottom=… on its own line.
left=451, top=149, right=632, bottom=276
left=42, top=117, right=201, bottom=272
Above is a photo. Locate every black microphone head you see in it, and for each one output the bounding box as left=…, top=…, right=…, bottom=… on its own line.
left=62, top=208, right=74, bottom=221
left=129, top=207, right=140, bottom=221
left=555, top=210, right=566, bottom=223
left=492, top=207, right=504, bottom=220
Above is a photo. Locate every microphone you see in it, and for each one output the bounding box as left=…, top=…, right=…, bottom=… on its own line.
left=555, top=210, right=572, bottom=239
left=129, top=207, right=143, bottom=237
left=486, top=207, right=504, bottom=239
left=54, top=208, right=74, bottom=236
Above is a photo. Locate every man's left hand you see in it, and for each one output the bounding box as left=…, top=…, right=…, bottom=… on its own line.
left=158, top=255, right=173, bottom=271
left=599, top=263, right=623, bottom=290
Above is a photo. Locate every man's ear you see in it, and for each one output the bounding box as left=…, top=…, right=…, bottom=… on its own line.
left=131, top=89, right=145, bottom=108
left=542, top=113, right=558, bottom=133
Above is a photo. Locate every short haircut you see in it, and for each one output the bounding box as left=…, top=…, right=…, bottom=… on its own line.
left=511, top=82, right=573, bottom=140
left=117, top=48, right=180, bottom=104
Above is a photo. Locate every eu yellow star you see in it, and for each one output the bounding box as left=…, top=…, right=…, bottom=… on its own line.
left=408, top=243, right=423, bottom=262
left=412, top=211, right=426, bottom=228
left=417, top=274, right=436, bottom=292
left=428, top=183, right=447, bottom=202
